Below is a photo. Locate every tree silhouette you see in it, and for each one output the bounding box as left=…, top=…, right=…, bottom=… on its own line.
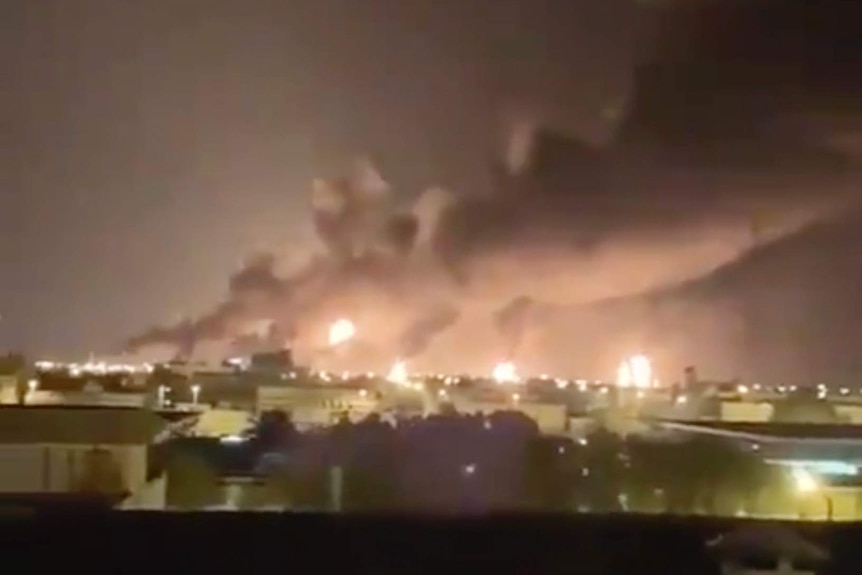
left=625, top=435, right=780, bottom=516
left=164, top=451, right=222, bottom=509
left=582, top=426, right=625, bottom=512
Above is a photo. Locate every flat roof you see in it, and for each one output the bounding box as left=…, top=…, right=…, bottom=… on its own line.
left=659, top=420, right=862, bottom=440
left=0, top=405, right=168, bottom=445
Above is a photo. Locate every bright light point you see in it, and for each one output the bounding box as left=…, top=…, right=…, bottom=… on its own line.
left=737, top=385, right=749, bottom=394
left=492, top=361, right=519, bottom=384
left=629, top=355, right=652, bottom=388
left=359, top=389, right=368, bottom=397
left=511, top=393, right=520, bottom=402
left=464, top=464, right=476, bottom=475
left=792, top=467, right=819, bottom=494
left=328, top=318, right=356, bottom=346
left=220, top=435, right=245, bottom=444
left=617, top=361, right=633, bottom=388
left=387, top=360, right=408, bottom=385
left=27, top=379, right=38, bottom=392
left=617, top=354, right=653, bottom=389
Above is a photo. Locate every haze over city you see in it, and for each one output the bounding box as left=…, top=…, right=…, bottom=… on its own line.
left=5, top=0, right=862, bottom=384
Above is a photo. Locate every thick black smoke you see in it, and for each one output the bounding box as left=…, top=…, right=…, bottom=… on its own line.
left=125, top=0, right=862, bottom=379
left=398, top=306, right=460, bottom=360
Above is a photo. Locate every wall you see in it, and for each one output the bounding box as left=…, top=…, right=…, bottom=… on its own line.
left=0, top=444, right=147, bottom=497
left=257, top=386, right=380, bottom=426
left=0, top=377, right=17, bottom=404
left=797, top=486, right=862, bottom=522
left=719, top=401, right=773, bottom=422
left=835, top=405, right=862, bottom=424
left=13, top=391, right=147, bottom=407
left=193, top=408, right=254, bottom=437
left=120, top=474, right=166, bottom=510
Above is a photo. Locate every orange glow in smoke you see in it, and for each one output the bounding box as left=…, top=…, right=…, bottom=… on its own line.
left=492, top=361, right=519, bottom=384
left=328, top=318, right=356, bottom=346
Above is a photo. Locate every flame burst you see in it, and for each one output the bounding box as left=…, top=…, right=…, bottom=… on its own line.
left=616, top=354, right=653, bottom=388
left=387, top=360, right=408, bottom=385
left=492, top=361, right=519, bottom=384
left=328, top=318, right=356, bottom=346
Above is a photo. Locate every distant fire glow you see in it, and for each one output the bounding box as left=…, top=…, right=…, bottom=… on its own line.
left=387, top=360, right=408, bottom=385
left=616, top=354, right=653, bottom=389
left=328, top=318, right=356, bottom=346
left=492, top=361, right=519, bottom=384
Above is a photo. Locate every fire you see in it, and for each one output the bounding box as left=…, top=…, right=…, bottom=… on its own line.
left=492, top=361, right=519, bottom=384
left=616, top=354, right=653, bottom=389
left=387, top=360, right=408, bottom=385
left=328, top=318, right=356, bottom=346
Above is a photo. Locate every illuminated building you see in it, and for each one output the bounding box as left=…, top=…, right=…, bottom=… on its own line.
left=654, top=419, right=862, bottom=520
left=0, top=406, right=190, bottom=509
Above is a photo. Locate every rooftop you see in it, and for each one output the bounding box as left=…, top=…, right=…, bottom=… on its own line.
left=0, top=491, right=128, bottom=514
left=659, top=420, right=862, bottom=441
left=0, top=405, right=169, bottom=445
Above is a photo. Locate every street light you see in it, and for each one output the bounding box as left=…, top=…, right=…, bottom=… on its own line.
left=792, top=467, right=833, bottom=521
left=191, top=384, right=201, bottom=406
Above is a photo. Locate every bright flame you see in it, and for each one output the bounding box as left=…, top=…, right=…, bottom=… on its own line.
left=630, top=355, right=652, bottom=388
left=616, top=354, right=653, bottom=389
left=328, top=318, right=356, bottom=346
left=387, top=360, right=408, bottom=385
left=617, top=362, right=633, bottom=388
left=492, top=361, right=519, bottom=384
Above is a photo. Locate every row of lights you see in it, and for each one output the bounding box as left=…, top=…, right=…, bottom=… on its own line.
left=34, top=360, right=155, bottom=376
left=735, top=383, right=861, bottom=398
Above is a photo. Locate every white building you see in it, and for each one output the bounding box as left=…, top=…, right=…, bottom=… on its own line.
left=0, top=406, right=176, bottom=509
left=257, top=384, right=381, bottom=428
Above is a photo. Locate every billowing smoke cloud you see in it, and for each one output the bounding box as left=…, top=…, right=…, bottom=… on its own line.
left=398, top=306, right=460, bottom=360
left=125, top=1, right=862, bottom=379
left=125, top=132, right=857, bottom=376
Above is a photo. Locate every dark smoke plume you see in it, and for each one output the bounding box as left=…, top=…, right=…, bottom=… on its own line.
left=229, top=253, right=284, bottom=300
left=124, top=0, right=862, bottom=379
left=398, top=307, right=460, bottom=360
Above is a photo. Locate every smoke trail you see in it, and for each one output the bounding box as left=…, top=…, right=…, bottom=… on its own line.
left=493, top=296, right=534, bottom=359
left=397, top=306, right=460, bottom=360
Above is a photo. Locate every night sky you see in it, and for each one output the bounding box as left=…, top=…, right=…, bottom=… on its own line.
left=4, top=1, right=862, bottom=381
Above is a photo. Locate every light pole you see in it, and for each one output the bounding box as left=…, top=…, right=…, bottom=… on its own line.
left=157, top=385, right=167, bottom=408
left=191, top=384, right=201, bottom=406
left=793, top=467, right=833, bottom=521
